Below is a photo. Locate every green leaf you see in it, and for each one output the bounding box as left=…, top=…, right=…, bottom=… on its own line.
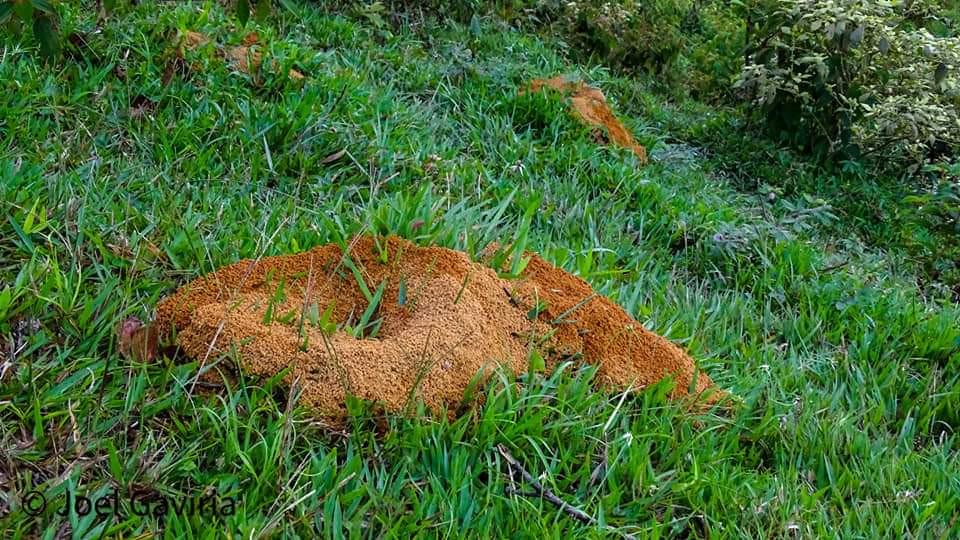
left=102, top=0, right=117, bottom=14
left=7, top=215, right=35, bottom=253
left=357, top=280, right=386, bottom=335
left=397, top=276, right=407, bottom=306
left=878, top=37, right=890, bottom=54
left=849, top=25, right=864, bottom=47
left=469, top=14, right=481, bottom=36
left=318, top=301, right=335, bottom=334
left=528, top=349, right=545, bottom=373
left=13, top=0, right=32, bottom=20
left=0, top=287, right=12, bottom=320
left=29, top=0, right=55, bottom=15
left=306, top=301, right=319, bottom=327
left=6, top=13, right=22, bottom=34
left=236, top=0, right=249, bottom=26
left=934, top=63, right=948, bottom=85
left=106, top=440, right=124, bottom=481
left=0, top=2, right=13, bottom=23
left=342, top=256, right=372, bottom=302
left=254, top=0, right=270, bottom=22
left=33, top=14, right=59, bottom=59
left=22, top=199, right=38, bottom=234
left=527, top=300, right=548, bottom=321
left=276, top=308, right=297, bottom=324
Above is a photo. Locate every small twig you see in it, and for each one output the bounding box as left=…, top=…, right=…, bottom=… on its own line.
left=820, top=260, right=850, bottom=273
left=504, top=486, right=541, bottom=498
left=497, top=444, right=593, bottom=524
left=587, top=437, right=607, bottom=490
left=587, top=456, right=607, bottom=490
left=496, top=444, right=636, bottom=540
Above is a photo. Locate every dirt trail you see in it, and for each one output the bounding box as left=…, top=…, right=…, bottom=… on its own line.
left=155, top=236, right=715, bottom=418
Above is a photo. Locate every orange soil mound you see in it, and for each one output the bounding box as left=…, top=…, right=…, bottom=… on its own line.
left=154, top=236, right=713, bottom=418
left=526, top=76, right=648, bottom=164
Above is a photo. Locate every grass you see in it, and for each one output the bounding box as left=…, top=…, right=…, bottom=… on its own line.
left=1, top=1, right=959, bottom=538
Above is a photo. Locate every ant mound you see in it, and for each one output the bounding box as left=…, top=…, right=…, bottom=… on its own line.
left=154, top=236, right=715, bottom=418
left=526, top=76, right=648, bottom=164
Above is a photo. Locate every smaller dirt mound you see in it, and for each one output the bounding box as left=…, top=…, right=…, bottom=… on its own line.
left=154, top=236, right=714, bottom=418
left=526, top=76, right=648, bottom=164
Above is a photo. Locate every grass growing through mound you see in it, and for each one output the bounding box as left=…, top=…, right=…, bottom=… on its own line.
left=1, top=1, right=959, bottom=538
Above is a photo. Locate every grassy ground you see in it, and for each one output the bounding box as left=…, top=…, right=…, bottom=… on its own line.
left=2, top=2, right=959, bottom=538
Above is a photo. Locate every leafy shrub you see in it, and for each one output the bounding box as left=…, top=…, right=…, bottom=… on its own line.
left=734, top=0, right=960, bottom=167
left=535, top=0, right=693, bottom=73
left=371, top=0, right=697, bottom=74
left=681, top=1, right=748, bottom=99
left=903, top=160, right=960, bottom=290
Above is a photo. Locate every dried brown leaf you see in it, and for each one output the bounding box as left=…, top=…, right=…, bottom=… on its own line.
left=321, top=148, right=347, bottom=164
left=117, top=318, right=159, bottom=362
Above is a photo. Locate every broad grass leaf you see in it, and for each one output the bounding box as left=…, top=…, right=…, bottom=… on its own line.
left=237, top=0, right=249, bottom=26
left=13, top=0, right=33, bottom=20
left=33, top=14, right=58, bottom=59
left=255, top=0, right=270, bottom=22
left=29, top=0, right=54, bottom=15
left=0, top=2, right=12, bottom=23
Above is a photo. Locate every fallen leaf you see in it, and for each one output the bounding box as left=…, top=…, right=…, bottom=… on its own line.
left=128, top=94, right=155, bottom=120
left=161, top=58, right=178, bottom=87
left=143, top=238, right=164, bottom=259
left=108, top=235, right=132, bottom=258
left=182, top=30, right=209, bottom=50
left=224, top=45, right=262, bottom=74
left=242, top=31, right=260, bottom=46
left=321, top=148, right=347, bottom=164
left=177, top=30, right=306, bottom=81
left=117, top=318, right=159, bottom=362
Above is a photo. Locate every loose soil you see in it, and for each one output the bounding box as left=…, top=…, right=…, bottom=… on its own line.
left=527, top=76, right=648, bottom=164
left=154, top=236, right=715, bottom=418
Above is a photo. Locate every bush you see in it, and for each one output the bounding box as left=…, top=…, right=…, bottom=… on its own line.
left=682, top=1, right=748, bottom=99
left=535, top=0, right=693, bottom=74
left=734, top=0, right=960, bottom=167
left=903, top=160, right=960, bottom=289
left=372, top=0, right=713, bottom=76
